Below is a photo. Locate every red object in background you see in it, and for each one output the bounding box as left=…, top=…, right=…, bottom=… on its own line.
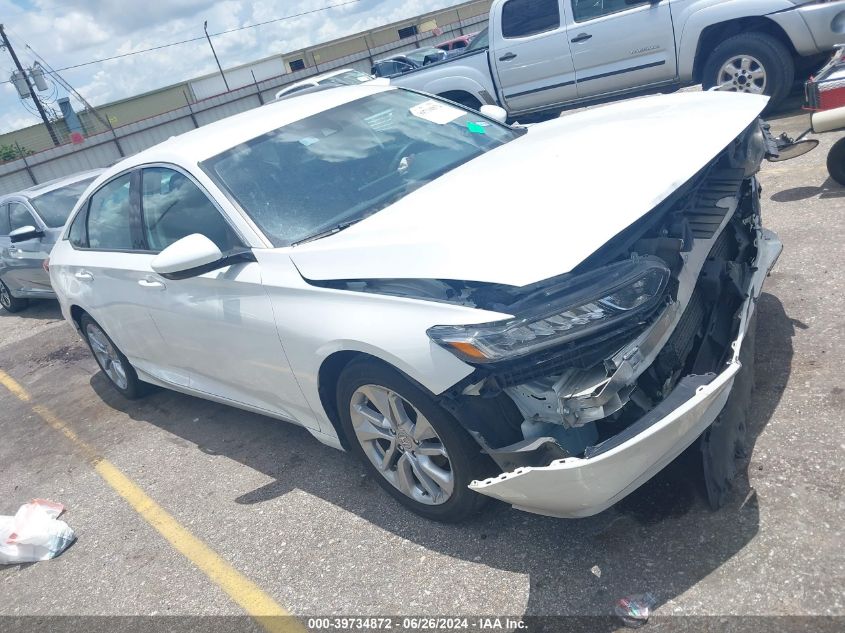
left=818, top=82, right=845, bottom=110
left=69, top=132, right=84, bottom=144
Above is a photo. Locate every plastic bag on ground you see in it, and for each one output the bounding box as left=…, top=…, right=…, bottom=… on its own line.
left=615, top=592, right=657, bottom=628
left=0, top=499, right=76, bottom=564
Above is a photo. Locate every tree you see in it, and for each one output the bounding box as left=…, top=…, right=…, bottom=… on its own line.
left=0, top=143, right=32, bottom=163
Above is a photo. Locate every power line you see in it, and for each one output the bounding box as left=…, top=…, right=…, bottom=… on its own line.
left=32, top=1, right=359, bottom=74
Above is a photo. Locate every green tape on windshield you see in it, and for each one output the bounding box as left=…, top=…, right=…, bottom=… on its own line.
left=467, top=121, right=486, bottom=134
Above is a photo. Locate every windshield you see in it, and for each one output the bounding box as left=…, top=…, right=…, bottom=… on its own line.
left=465, top=28, right=488, bottom=53
left=319, top=70, right=372, bottom=86
left=30, top=177, right=97, bottom=227
left=202, top=90, right=519, bottom=246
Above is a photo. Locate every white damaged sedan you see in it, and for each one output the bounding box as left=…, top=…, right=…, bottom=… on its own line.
left=50, top=85, right=781, bottom=522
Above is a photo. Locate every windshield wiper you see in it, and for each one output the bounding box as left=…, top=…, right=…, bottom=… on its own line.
left=291, top=218, right=364, bottom=246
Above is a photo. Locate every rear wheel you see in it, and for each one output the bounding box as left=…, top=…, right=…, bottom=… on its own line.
left=702, top=33, right=795, bottom=108
left=826, top=137, right=845, bottom=186
left=0, top=280, right=28, bottom=313
left=337, top=358, right=491, bottom=522
left=80, top=313, right=146, bottom=399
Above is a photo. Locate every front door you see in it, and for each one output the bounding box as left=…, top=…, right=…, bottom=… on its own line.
left=135, top=166, right=313, bottom=424
left=2, top=202, right=52, bottom=295
left=568, top=0, right=677, bottom=100
left=492, top=0, right=578, bottom=114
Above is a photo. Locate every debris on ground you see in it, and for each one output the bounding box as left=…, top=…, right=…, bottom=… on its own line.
left=0, top=499, right=76, bottom=564
left=614, top=593, right=657, bottom=628
left=590, top=564, right=602, bottom=578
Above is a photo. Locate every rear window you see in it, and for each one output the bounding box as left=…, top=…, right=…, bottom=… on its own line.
left=31, top=177, right=97, bottom=227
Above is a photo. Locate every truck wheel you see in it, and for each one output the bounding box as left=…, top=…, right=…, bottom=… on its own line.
left=827, top=137, right=845, bottom=186
left=0, top=280, right=28, bottom=313
left=702, top=32, right=795, bottom=108
left=439, top=92, right=482, bottom=111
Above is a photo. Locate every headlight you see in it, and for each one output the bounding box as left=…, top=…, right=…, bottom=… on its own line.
left=427, top=257, right=670, bottom=363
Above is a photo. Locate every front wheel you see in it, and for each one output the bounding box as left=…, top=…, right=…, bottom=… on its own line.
left=0, top=280, right=29, bottom=313
left=336, top=358, right=491, bottom=522
left=80, top=314, right=147, bottom=399
left=702, top=33, right=795, bottom=108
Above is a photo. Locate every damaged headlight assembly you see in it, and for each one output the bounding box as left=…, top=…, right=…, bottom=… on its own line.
left=427, top=257, right=670, bottom=363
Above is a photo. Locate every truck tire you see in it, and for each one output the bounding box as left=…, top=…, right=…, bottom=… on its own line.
left=702, top=32, right=795, bottom=108
left=827, top=137, right=845, bottom=186
left=439, top=91, right=482, bottom=110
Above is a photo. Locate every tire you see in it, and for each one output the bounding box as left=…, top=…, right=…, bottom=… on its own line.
left=827, top=136, right=845, bottom=186
left=0, top=279, right=28, bottom=313
left=702, top=32, right=795, bottom=108
left=336, top=357, right=491, bottom=522
left=440, top=92, right=482, bottom=110
left=80, top=313, right=147, bottom=399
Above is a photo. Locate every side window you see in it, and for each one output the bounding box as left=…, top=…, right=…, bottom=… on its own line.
left=573, top=0, right=651, bottom=22
left=0, top=204, right=10, bottom=236
left=501, top=0, right=560, bottom=39
left=140, top=167, right=240, bottom=253
left=68, top=206, right=88, bottom=248
left=87, top=174, right=133, bottom=250
left=9, top=202, right=36, bottom=232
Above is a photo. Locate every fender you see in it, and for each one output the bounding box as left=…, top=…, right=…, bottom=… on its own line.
left=674, top=0, right=798, bottom=83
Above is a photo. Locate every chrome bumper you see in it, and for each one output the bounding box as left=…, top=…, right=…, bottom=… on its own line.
left=469, top=229, right=782, bottom=518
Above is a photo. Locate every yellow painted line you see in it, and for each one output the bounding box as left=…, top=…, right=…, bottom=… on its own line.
left=1, top=371, right=303, bottom=633
left=0, top=370, right=30, bottom=402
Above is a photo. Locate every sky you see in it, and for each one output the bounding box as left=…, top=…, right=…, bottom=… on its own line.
left=0, top=0, right=468, bottom=134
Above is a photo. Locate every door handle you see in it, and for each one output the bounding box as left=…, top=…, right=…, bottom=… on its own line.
left=571, top=33, right=593, bottom=43
left=74, top=271, right=94, bottom=281
left=138, top=278, right=166, bottom=290
left=498, top=52, right=517, bottom=62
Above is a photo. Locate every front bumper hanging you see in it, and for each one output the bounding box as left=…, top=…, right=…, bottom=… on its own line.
left=468, top=228, right=782, bottom=519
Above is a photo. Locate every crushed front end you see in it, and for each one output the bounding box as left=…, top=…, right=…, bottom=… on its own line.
left=428, top=121, right=782, bottom=518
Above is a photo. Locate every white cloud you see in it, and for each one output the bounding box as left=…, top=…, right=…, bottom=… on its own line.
left=0, top=0, right=472, bottom=134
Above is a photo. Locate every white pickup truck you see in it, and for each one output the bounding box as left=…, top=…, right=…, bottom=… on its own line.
left=394, top=0, right=845, bottom=115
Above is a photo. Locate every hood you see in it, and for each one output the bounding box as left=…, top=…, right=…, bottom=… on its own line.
left=289, top=91, right=768, bottom=288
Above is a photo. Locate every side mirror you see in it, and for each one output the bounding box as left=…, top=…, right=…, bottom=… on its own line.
left=9, top=225, right=44, bottom=243
left=480, top=104, right=508, bottom=123
left=151, top=234, right=225, bottom=280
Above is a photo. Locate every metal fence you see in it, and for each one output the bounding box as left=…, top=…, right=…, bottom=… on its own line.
left=0, top=13, right=488, bottom=196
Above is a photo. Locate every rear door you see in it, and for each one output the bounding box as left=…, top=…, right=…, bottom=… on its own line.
left=492, top=0, right=578, bottom=113
left=568, top=0, right=677, bottom=99
left=3, top=201, right=52, bottom=294
left=63, top=171, right=167, bottom=364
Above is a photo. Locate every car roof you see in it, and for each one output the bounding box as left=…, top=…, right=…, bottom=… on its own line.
left=110, top=84, right=396, bottom=171
left=277, top=68, right=362, bottom=94
left=0, top=168, right=104, bottom=203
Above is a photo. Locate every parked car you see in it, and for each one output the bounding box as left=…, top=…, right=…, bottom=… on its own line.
left=0, top=169, right=102, bottom=313
left=371, top=47, right=448, bottom=77
left=274, top=68, right=375, bottom=100
left=436, top=32, right=478, bottom=53
left=393, top=0, right=845, bottom=112
left=50, top=85, right=779, bottom=522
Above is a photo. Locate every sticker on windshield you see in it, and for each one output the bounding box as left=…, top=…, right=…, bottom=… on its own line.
left=409, top=99, right=463, bottom=125
left=298, top=137, right=320, bottom=147
left=466, top=121, right=487, bottom=134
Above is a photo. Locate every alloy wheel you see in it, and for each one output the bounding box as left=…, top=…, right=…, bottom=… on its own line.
left=350, top=384, right=454, bottom=505
left=86, top=323, right=129, bottom=390
left=716, top=55, right=767, bottom=95
left=0, top=284, right=10, bottom=309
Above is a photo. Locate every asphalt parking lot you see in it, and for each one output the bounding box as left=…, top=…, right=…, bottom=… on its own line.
left=1, top=101, right=843, bottom=631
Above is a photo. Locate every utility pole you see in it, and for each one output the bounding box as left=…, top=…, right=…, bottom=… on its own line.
left=204, top=21, right=230, bottom=92
left=0, top=24, right=60, bottom=146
